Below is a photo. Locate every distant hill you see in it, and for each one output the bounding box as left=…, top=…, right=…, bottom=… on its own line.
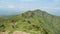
left=0, top=9, right=60, bottom=34
left=0, top=9, right=23, bottom=16
left=46, top=10, right=60, bottom=16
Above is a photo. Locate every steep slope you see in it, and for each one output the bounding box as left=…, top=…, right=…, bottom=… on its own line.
left=0, top=9, right=60, bottom=34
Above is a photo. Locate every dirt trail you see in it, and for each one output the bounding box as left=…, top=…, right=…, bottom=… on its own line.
left=12, top=31, right=30, bottom=34
left=0, top=31, right=8, bottom=34
left=0, top=31, right=30, bottom=34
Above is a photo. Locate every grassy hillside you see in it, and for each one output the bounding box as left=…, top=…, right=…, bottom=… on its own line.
left=0, top=9, right=60, bottom=34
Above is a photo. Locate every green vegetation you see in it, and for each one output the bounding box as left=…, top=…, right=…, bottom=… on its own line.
left=0, top=9, right=60, bottom=34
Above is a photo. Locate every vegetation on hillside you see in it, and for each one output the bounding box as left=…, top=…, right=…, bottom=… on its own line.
left=0, top=9, right=60, bottom=34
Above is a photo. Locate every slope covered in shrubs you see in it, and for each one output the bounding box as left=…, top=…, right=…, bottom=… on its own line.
left=0, top=9, right=60, bottom=34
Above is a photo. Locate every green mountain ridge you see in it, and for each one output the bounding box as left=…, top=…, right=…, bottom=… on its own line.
left=0, top=9, right=60, bottom=34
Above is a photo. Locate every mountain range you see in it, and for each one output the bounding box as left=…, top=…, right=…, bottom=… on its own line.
left=0, top=9, right=60, bottom=16
left=0, top=9, right=23, bottom=16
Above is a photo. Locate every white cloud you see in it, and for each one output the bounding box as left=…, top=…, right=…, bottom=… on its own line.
left=0, top=4, right=60, bottom=12
left=0, top=5, right=18, bottom=10
left=7, top=5, right=16, bottom=8
left=39, top=7, right=60, bottom=10
left=36, top=6, right=60, bottom=10
left=32, top=7, right=60, bottom=12
left=15, top=6, right=60, bottom=11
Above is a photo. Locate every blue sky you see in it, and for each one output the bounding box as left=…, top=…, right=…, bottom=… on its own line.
left=0, top=0, right=60, bottom=15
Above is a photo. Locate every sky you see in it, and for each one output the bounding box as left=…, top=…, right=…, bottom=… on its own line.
left=0, top=0, right=60, bottom=16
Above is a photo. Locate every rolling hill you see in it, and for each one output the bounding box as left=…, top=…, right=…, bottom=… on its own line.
left=0, top=9, right=60, bottom=34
